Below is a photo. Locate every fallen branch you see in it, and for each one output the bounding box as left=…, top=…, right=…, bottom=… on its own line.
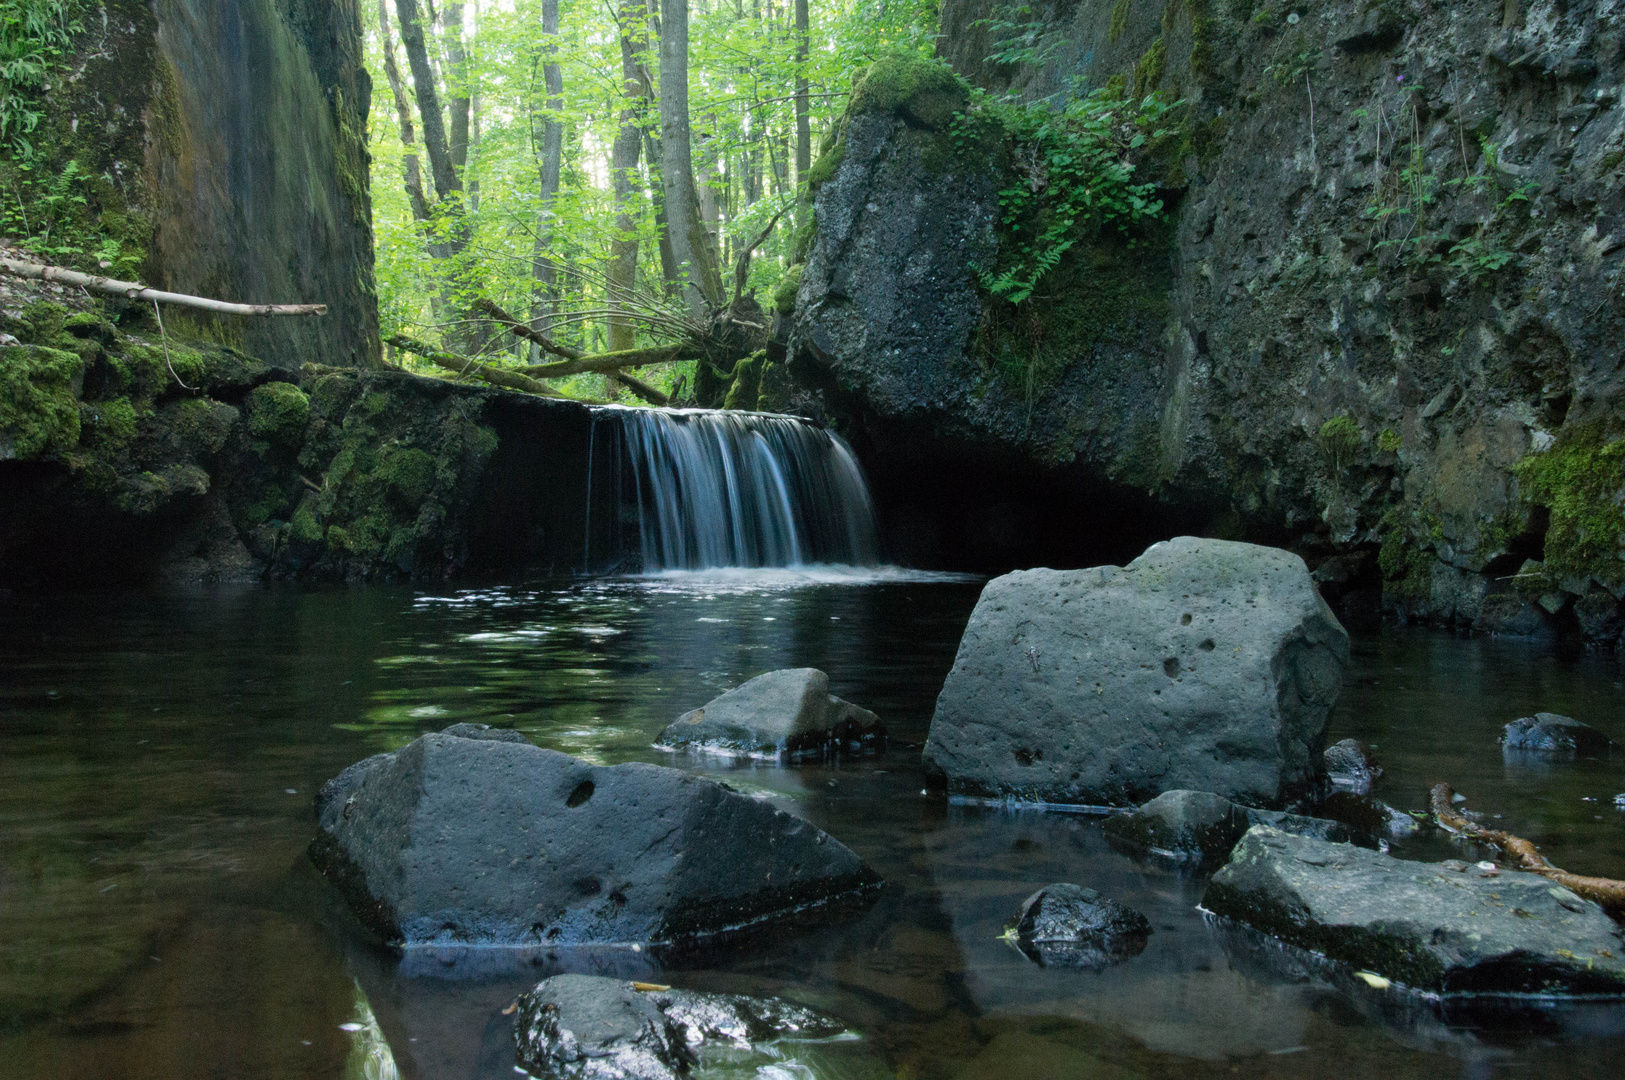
left=0, top=257, right=327, bottom=316
left=520, top=343, right=694, bottom=379
left=608, top=370, right=669, bottom=406
left=1430, top=783, right=1625, bottom=921
left=471, top=297, right=582, bottom=360
left=387, top=334, right=580, bottom=400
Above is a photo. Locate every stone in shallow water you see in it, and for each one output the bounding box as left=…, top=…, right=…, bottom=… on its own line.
left=1324, top=738, right=1382, bottom=794
left=1502, top=713, right=1612, bottom=757
left=923, top=537, right=1348, bottom=808
left=655, top=668, right=884, bottom=759
left=1009, top=883, right=1150, bottom=968
left=512, top=973, right=846, bottom=1080
left=310, top=725, right=880, bottom=946
left=1202, top=826, right=1625, bottom=995
left=1103, top=790, right=1354, bottom=868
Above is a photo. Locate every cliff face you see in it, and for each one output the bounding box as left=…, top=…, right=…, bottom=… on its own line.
left=793, top=1, right=1625, bottom=642
left=30, top=0, right=378, bottom=369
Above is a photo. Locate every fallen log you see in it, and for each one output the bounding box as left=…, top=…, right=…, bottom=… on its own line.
left=1430, top=782, right=1625, bottom=921
left=608, top=370, right=669, bottom=406
left=386, top=334, right=589, bottom=401
left=520, top=343, right=694, bottom=379
left=0, top=257, right=327, bottom=316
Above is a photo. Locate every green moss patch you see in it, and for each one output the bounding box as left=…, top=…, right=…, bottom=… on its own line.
left=848, top=55, right=968, bottom=131
left=0, top=344, right=84, bottom=458
left=773, top=264, right=804, bottom=316
left=1513, top=426, right=1625, bottom=591
left=245, top=381, right=310, bottom=445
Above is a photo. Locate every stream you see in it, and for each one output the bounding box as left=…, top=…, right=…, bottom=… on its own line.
left=3, top=573, right=1624, bottom=1079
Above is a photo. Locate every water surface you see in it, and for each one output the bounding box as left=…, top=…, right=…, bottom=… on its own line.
left=2, top=575, right=1623, bottom=1079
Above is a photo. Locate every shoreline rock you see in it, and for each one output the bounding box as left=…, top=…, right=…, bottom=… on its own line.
left=310, top=725, right=880, bottom=947
left=655, top=668, right=884, bottom=760
left=1202, top=826, right=1625, bottom=996
left=1103, top=789, right=1357, bottom=868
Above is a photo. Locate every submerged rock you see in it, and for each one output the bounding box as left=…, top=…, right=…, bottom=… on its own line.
left=923, top=538, right=1348, bottom=808
left=1203, top=827, right=1625, bottom=996
left=655, top=668, right=883, bottom=759
left=512, top=974, right=846, bottom=1080
left=1103, top=789, right=1354, bottom=867
left=1008, top=883, right=1150, bottom=968
left=1502, top=713, right=1612, bottom=758
left=310, top=725, right=880, bottom=947
left=1324, top=739, right=1382, bottom=794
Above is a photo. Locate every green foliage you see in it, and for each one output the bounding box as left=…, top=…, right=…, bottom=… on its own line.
left=1377, top=426, right=1402, bottom=453
left=956, top=89, right=1174, bottom=305
left=0, top=0, right=78, bottom=159
left=0, top=341, right=80, bottom=457
left=1318, top=415, right=1362, bottom=466
left=1512, top=426, right=1625, bottom=590
left=974, top=3, right=1064, bottom=68
left=245, top=382, right=311, bottom=445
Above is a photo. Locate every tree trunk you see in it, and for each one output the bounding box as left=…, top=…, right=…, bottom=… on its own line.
left=443, top=2, right=472, bottom=173
left=393, top=0, right=460, bottom=202
left=377, top=0, right=433, bottom=227
left=607, top=0, right=651, bottom=352
left=658, top=0, right=724, bottom=318
left=794, top=0, right=810, bottom=187
left=530, top=0, right=566, bottom=346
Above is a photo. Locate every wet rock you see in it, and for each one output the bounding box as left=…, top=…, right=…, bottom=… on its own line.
left=923, top=538, right=1348, bottom=808
left=1502, top=713, right=1613, bottom=758
left=310, top=727, right=880, bottom=947
left=1317, top=791, right=1419, bottom=840
left=512, top=974, right=846, bottom=1080
left=655, top=668, right=883, bottom=759
left=1203, top=827, right=1625, bottom=996
left=1104, top=789, right=1354, bottom=867
left=1008, top=883, right=1150, bottom=968
left=1323, top=738, right=1382, bottom=795
left=440, top=722, right=531, bottom=744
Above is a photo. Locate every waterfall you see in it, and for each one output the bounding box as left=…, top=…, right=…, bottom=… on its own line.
left=587, top=407, right=880, bottom=572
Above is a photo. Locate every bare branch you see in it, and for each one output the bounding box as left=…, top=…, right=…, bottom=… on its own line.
left=0, top=258, right=326, bottom=316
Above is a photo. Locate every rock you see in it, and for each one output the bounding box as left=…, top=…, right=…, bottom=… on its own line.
left=1317, top=791, right=1418, bottom=840
left=512, top=974, right=846, bottom=1080
left=1323, top=738, right=1382, bottom=795
left=439, top=722, right=531, bottom=743
left=1502, top=713, right=1613, bottom=757
left=1203, top=827, right=1625, bottom=995
left=1008, top=883, right=1150, bottom=968
left=655, top=668, right=883, bottom=759
left=923, top=538, right=1349, bottom=808
left=309, top=726, right=880, bottom=947
left=1103, top=789, right=1354, bottom=867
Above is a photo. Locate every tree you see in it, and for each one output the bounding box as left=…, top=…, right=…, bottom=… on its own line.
left=658, top=0, right=724, bottom=319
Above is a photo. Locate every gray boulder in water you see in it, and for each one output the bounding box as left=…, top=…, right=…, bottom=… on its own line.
left=1203, top=827, right=1625, bottom=995
left=923, top=537, right=1349, bottom=808
left=1502, top=713, right=1612, bottom=757
left=1103, top=789, right=1354, bottom=867
left=1009, top=883, right=1151, bottom=968
left=513, top=973, right=846, bottom=1080
left=655, top=668, right=883, bottom=759
left=1323, top=738, right=1382, bottom=794
left=310, top=726, right=879, bottom=947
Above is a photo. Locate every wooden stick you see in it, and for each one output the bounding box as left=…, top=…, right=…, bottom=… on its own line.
left=1430, top=783, right=1625, bottom=921
left=0, top=257, right=327, bottom=316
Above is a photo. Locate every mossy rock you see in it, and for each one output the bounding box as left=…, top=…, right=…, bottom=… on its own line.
left=377, top=447, right=437, bottom=507
left=774, top=264, right=805, bottom=316
left=848, top=55, right=968, bottom=131
left=807, top=142, right=846, bottom=189
left=245, top=381, right=310, bottom=445
left=167, top=398, right=238, bottom=457
left=723, top=352, right=768, bottom=411
left=307, top=371, right=360, bottom=420
left=83, top=396, right=138, bottom=449
left=1513, top=425, right=1625, bottom=592
left=0, top=345, right=85, bottom=459
left=755, top=361, right=794, bottom=414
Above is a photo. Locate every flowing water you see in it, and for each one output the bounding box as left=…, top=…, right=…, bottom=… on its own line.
left=3, top=576, right=1625, bottom=1080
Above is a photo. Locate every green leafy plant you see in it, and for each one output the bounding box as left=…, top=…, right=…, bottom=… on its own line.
left=0, top=0, right=79, bottom=159
left=1318, top=415, right=1362, bottom=468
left=0, top=157, right=127, bottom=267
left=973, top=3, right=1064, bottom=68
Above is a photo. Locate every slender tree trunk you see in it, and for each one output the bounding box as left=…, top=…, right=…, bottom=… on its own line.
left=530, top=0, right=565, bottom=346
left=658, top=0, right=724, bottom=317
left=393, top=0, right=460, bottom=202
left=794, top=0, right=810, bottom=187
left=443, top=2, right=472, bottom=172
left=377, top=0, right=433, bottom=228
left=607, top=1, right=651, bottom=351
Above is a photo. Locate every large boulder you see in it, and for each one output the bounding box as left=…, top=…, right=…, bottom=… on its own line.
left=1502, top=713, right=1613, bottom=758
left=309, top=727, right=880, bottom=947
left=1203, top=827, right=1625, bottom=995
left=654, top=668, right=883, bottom=759
left=1007, top=883, right=1150, bottom=968
left=923, top=538, right=1349, bottom=808
left=512, top=974, right=846, bottom=1080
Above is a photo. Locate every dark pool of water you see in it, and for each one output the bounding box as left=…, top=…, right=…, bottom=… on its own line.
left=3, top=573, right=1624, bottom=1080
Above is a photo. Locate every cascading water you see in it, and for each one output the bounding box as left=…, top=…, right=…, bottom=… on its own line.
left=585, top=406, right=880, bottom=572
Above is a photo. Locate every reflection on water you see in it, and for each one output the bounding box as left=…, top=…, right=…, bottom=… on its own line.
left=1, top=580, right=1623, bottom=1080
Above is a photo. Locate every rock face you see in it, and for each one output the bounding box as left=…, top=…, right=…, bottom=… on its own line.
left=1104, top=790, right=1355, bottom=867
left=789, top=0, right=1625, bottom=637
left=1203, top=827, right=1625, bottom=995
left=1009, top=883, right=1150, bottom=968
left=512, top=974, right=846, bottom=1080
left=923, top=537, right=1349, bottom=808
left=655, top=669, right=883, bottom=758
left=1323, top=739, right=1382, bottom=795
left=309, top=727, right=880, bottom=947
left=1502, top=713, right=1613, bottom=757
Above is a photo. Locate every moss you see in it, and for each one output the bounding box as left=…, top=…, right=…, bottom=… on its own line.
left=168, top=398, right=236, bottom=457
left=245, top=382, right=310, bottom=445
left=723, top=352, right=768, bottom=411
left=0, top=345, right=84, bottom=459
left=1109, top=0, right=1131, bottom=43
left=1318, top=415, right=1363, bottom=464
left=788, top=211, right=817, bottom=265
left=1133, top=37, right=1167, bottom=98
left=307, top=370, right=360, bottom=420
left=1376, top=509, right=1435, bottom=600
left=755, top=361, right=793, bottom=414
left=290, top=506, right=324, bottom=544
left=86, top=395, right=138, bottom=447
left=806, top=140, right=846, bottom=189
left=1377, top=427, right=1402, bottom=452
left=773, top=264, right=805, bottom=316
left=1512, top=424, right=1625, bottom=591
left=377, top=448, right=436, bottom=506
left=847, top=55, right=968, bottom=131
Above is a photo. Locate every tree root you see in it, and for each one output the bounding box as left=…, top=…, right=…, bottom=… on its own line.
left=1429, top=783, right=1625, bottom=921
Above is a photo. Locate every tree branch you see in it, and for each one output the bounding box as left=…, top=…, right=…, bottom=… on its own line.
left=472, top=297, right=583, bottom=359
left=0, top=258, right=326, bottom=315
